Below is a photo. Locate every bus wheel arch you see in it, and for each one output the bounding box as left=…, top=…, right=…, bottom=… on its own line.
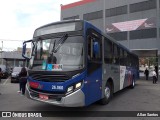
left=99, top=78, right=114, bottom=105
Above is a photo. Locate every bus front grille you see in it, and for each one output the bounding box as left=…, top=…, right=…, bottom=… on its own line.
left=30, top=74, right=69, bottom=82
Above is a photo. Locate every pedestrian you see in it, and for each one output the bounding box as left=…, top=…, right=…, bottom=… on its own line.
left=19, top=67, right=28, bottom=95
left=144, top=68, right=149, bottom=80
left=17, top=77, right=22, bottom=93
left=152, top=69, right=157, bottom=84
left=155, top=66, right=158, bottom=79
left=17, top=68, right=22, bottom=93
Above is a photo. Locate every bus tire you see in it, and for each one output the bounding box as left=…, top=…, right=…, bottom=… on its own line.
left=130, top=76, right=135, bottom=89
left=99, top=82, right=113, bottom=105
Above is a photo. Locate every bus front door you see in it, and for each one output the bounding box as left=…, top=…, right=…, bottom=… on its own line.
left=85, top=35, right=102, bottom=105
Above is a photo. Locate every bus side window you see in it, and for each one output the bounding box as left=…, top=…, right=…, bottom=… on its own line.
left=128, top=53, right=132, bottom=67
left=112, top=44, right=120, bottom=65
left=124, top=51, right=128, bottom=66
left=104, top=38, right=112, bottom=64
left=113, top=44, right=120, bottom=65
left=87, top=36, right=92, bottom=60
left=88, top=36, right=101, bottom=61
left=120, top=49, right=124, bottom=66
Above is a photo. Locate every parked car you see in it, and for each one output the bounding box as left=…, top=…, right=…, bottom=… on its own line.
left=0, top=65, right=9, bottom=79
left=11, top=67, right=22, bottom=83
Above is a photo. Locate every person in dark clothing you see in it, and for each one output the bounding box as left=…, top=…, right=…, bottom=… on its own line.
left=47, top=54, right=57, bottom=64
left=17, top=79, right=22, bottom=93
left=19, top=67, right=28, bottom=95
left=155, top=66, right=158, bottom=82
left=144, top=68, right=149, bottom=80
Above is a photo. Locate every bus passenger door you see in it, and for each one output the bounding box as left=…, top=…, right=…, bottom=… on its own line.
left=85, top=33, right=102, bottom=105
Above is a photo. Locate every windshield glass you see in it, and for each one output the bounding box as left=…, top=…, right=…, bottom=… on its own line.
left=29, top=35, right=84, bottom=71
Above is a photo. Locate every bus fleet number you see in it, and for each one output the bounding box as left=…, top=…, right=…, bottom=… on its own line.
left=52, top=85, right=63, bottom=90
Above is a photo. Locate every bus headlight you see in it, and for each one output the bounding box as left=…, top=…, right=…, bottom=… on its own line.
left=67, top=86, right=73, bottom=93
left=66, top=81, right=83, bottom=95
left=75, top=82, right=82, bottom=89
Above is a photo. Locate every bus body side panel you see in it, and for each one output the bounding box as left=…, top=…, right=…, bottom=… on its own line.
left=120, top=66, right=138, bottom=89
left=102, top=64, right=137, bottom=97
left=82, top=67, right=102, bottom=106
left=121, top=66, right=136, bottom=88
left=102, top=64, right=120, bottom=96
left=132, top=67, right=139, bottom=80
left=120, top=66, right=129, bottom=89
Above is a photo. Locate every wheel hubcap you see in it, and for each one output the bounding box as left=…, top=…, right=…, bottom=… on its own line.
left=104, top=87, right=110, bottom=99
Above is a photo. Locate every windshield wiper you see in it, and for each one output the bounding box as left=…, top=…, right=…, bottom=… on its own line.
left=47, top=34, right=68, bottom=64
left=53, top=34, right=68, bottom=53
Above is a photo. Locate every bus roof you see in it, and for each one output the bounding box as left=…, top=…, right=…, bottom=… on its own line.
left=35, top=19, right=83, bottom=31
left=33, top=19, right=83, bottom=37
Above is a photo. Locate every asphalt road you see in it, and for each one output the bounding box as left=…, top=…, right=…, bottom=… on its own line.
left=0, top=77, right=160, bottom=120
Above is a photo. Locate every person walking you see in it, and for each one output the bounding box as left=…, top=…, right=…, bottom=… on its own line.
left=144, top=68, right=149, bottom=80
left=19, top=67, right=28, bottom=95
left=17, top=77, right=22, bottom=93
left=152, top=69, right=157, bottom=84
left=155, top=66, right=158, bottom=82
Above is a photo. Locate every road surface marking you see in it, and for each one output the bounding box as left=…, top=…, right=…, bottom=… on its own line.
left=3, top=78, right=10, bottom=85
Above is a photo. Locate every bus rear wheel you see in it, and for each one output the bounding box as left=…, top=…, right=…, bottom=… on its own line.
left=99, top=82, right=113, bottom=105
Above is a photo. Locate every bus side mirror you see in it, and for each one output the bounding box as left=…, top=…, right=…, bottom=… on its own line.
left=93, top=41, right=99, bottom=55
left=22, top=40, right=33, bottom=60
left=22, top=44, right=26, bottom=55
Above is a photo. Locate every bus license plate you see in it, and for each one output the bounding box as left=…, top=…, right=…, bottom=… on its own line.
left=39, top=94, right=48, bottom=100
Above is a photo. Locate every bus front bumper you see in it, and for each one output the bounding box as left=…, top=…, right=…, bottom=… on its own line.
left=26, top=85, right=85, bottom=107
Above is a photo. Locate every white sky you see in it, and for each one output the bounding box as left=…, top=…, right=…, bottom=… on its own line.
left=0, top=0, right=79, bottom=51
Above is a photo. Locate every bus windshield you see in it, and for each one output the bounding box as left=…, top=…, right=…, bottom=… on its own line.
left=30, top=35, right=84, bottom=72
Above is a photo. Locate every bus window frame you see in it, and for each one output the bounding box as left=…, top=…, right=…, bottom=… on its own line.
left=87, top=29, right=102, bottom=62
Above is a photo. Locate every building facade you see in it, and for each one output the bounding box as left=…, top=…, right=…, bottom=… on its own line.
left=0, top=51, right=27, bottom=69
left=0, top=47, right=31, bottom=69
left=61, top=0, right=160, bottom=79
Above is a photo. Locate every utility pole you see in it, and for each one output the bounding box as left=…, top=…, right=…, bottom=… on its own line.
left=2, top=41, right=3, bottom=51
left=103, top=0, right=106, bottom=33
left=1, top=41, right=3, bottom=64
left=156, top=0, right=160, bottom=80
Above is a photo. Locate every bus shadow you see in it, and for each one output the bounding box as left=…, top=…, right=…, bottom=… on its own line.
left=111, top=86, right=134, bottom=102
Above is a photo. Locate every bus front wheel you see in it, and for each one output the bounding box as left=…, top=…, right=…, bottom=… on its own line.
left=99, top=82, right=113, bottom=105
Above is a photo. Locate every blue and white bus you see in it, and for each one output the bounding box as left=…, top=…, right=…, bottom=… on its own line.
left=22, top=20, right=139, bottom=107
